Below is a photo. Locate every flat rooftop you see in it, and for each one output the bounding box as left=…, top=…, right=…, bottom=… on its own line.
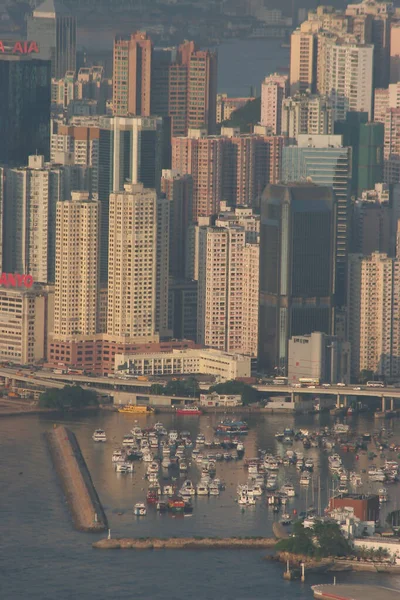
left=312, top=585, right=400, bottom=600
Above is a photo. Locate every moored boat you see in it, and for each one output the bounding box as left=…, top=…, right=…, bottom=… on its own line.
left=176, top=405, right=202, bottom=415
left=133, top=502, right=147, bottom=516
left=92, top=429, right=107, bottom=442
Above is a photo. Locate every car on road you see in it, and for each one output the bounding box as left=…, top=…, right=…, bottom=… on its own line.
left=337, top=383, right=346, bottom=387
left=353, top=386, right=361, bottom=390
left=322, top=383, right=331, bottom=388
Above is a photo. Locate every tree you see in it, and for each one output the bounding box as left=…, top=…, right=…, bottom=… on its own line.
left=39, top=385, right=98, bottom=409
left=165, top=378, right=199, bottom=398
left=221, top=97, right=261, bottom=133
left=312, top=521, right=352, bottom=558
left=358, top=369, right=374, bottom=384
left=209, top=380, right=258, bottom=405
left=276, top=521, right=315, bottom=556
left=150, top=384, right=165, bottom=396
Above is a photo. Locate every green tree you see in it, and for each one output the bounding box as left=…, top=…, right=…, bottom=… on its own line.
left=276, top=521, right=315, bottom=555
left=39, top=385, right=98, bottom=409
left=209, top=380, right=258, bottom=405
left=358, top=369, right=374, bottom=384
left=165, top=378, right=199, bottom=398
left=221, top=97, right=261, bottom=133
left=312, top=521, right=352, bottom=558
left=150, top=384, right=165, bottom=396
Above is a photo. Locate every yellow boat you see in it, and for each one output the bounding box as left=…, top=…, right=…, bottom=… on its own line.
left=118, top=405, right=154, bottom=414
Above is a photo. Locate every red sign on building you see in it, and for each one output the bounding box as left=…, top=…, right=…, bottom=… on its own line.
left=0, top=41, right=39, bottom=55
left=0, top=274, right=34, bottom=288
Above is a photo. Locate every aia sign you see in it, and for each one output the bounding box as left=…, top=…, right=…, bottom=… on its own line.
left=0, top=274, right=34, bottom=288
left=0, top=41, right=39, bottom=55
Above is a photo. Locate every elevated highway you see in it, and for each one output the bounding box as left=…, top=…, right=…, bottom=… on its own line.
left=1, top=367, right=400, bottom=410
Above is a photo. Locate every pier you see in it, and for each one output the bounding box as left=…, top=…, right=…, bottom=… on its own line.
left=46, top=426, right=108, bottom=532
left=93, top=537, right=277, bottom=550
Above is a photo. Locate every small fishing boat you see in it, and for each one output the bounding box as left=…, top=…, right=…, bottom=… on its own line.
left=133, top=503, right=147, bottom=516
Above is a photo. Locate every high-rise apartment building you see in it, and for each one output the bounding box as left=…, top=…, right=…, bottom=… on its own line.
left=281, top=93, right=333, bottom=140
left=98, top=115, right=163, bottom=281
left=113, top=32, right=152, bottom=117
left=112, top=34, right=217, bottom=136
left=348, top=251, right=400, bottom=380
left=156, top=195, right=170, bottom=338
left=260, top=73, right=288, bottom=135
left=289, top=29, right=317, bottom=95
left=107, top=183, right=158, bottom=342
left=346, top=0, right=393, bottom=89
left=172, top=128, right=282, bottom=217
left=259, top=183, right=336, bottom=371
left=352, top=184, right=392, bottom=256
left=0, top=51, right=50, bottom=165
left=282, top=134, right=351, bottom=305
left=187, top=49, right=218, bottom=134
left=317, top=35, right=373, bottom=121
left=384, top=108, right=400, bottom=183
left=390, top=22, right=400, bottom=83
left=161, top=169, right=193, bottom=279
left=50, top=120, right=100, bottom=192
left=27, top=0, right=76, bottom=78
left=53, top=191, right=100, bottom=337
left=1, top=155, right=90, bottom=283
left=172, top=130, right=226, bottom=218
left=197, top=225, right=259, bottom=357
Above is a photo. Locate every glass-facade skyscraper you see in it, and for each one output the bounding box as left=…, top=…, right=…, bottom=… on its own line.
left=259, top=183, right=336, bottom=372
left=0, top=54, right=51, bottom=165
left=27, top=0, right=76, bottom=78
left=282, top=134, right=351, bottom=306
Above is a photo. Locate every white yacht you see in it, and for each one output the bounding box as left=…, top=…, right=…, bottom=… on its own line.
left=196, top=483, right=209, bottom=496
left=181, top=480, right=196, bottom=495
left=116, top=463, right=130, bottom=473
left=300, top=472, right=311, bottom=485
left=122, top=435, right=135, bottom=446
left=92, top=429, right=107, bottom=442
left=280, top=482, right=295, bottom=497
left=209, top=483, right=220, bottom=496
left=134, top=503, right=147, bottom=516
left=112, top=449, right=124, bottom=462
left=162, top=485, right=174, bottom=496
left=179, top=460, right=188, bottom=472
left=147, top=461, right=159, bottom=474
left=368, top=467, right=386, bottom=482
left=142, top=451, right=154, bottom=462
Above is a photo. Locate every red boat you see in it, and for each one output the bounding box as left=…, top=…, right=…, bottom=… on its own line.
left=146, top=489, right=159, bottom=504
left=176, top=405, right=202, bottom=416
left=168, top=497, right=185, bottom=512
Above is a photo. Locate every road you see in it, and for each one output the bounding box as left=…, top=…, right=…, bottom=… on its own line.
left=1, top=366, right=400, bottom=401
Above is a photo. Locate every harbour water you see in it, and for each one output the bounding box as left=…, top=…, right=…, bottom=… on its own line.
left=3, top=411, right=400, bottom=599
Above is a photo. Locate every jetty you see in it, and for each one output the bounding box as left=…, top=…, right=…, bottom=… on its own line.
left=46, top=425, right=108, bottom=532
left=93, top=537, right=277, bottom=550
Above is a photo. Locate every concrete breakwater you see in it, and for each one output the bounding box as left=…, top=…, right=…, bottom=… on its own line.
left=46, top=426, right=108, bottom=533
left=93, top=537, right=277, bottom=550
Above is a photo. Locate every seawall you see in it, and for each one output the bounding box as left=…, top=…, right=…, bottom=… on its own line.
left=46, top=426, right=108, bottom=532
left=93, top=537, right=277, bottom=550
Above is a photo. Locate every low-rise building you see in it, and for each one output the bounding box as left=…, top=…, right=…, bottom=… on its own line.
left=114, top=348, right=251, bottom=381
left=328, top=493, right=380, bottom=522
left=264, top=394, right=315, bottom=413
left=199, top=392, right=242, bottom=407
left=288, top=332, right=350, bottom=384
left=353, top=537, right=400, bottom=564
